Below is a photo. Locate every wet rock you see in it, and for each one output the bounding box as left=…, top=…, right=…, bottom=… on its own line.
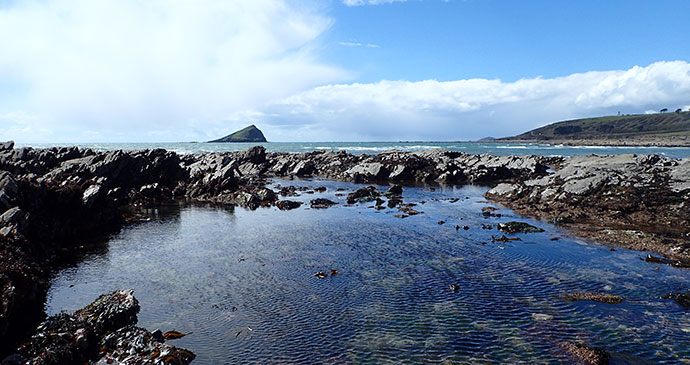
left=561, top=292, right=624, bottom=304
left=17, top=290, right=194, bottom=364
left=98, top=326, right=196, bottom=365
left=662, top=291, right=690, bottom=308
left=310, top=198, right=337, bottom=209
left=387, top=197, right=401, bottom=208
left=0, top=141, right=13, bottom=151
left=438, top=220, right=445, bottom=225
left=314, top=186, right=327, bottom=193
left=491, top=235, right=520, bottom=243
left=81, top=184, right=102, bottom=208
left=346, top=186, right=380, bottom=204
left=384, top=185, right=403, bottom=197
left=561, top=341, right=611, bottom=365
left=497, top=221, right=544, bottom=234
left=275, top=200, right=302, bottom=211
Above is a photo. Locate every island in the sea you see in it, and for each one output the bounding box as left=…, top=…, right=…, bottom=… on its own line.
left=208, top=124, right=267, bottom=143
left=497, top=110, right=690, bottom=146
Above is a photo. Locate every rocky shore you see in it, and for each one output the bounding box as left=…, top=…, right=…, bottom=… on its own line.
left=1, top=140, right=689, bottom=361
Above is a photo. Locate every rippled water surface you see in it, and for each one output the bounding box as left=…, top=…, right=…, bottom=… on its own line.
left=47, top=180, right=690, bottom=363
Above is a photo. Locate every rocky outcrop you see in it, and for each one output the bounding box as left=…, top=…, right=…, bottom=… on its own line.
left=2, top=142, right=690, bottom=360
left=486, top=154, right=690, bottom=263
left=15, top=290, right=194, bottom=364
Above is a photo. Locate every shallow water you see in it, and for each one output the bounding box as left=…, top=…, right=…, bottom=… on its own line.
left=19, top=141, right=690, bottom=159
left=47, top=180, right=690, bottom=363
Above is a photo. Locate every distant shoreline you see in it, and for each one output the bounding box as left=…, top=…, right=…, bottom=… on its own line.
left=491, top=137, right=690, bottom=148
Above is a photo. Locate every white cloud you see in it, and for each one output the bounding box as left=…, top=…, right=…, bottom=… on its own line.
left=0, top=0, right=348, bottom=142
left=339, top=41, right=380, bottom=48
left=250, top=61, right=690, bottom=141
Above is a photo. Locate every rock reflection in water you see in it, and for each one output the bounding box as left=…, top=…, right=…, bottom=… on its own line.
left=46, top=180, right=690, bottom=363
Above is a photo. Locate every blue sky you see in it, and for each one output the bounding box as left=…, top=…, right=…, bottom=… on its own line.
left=1, top=0, right=690, bottom=142
left=325, top=0, right=690, bottom=82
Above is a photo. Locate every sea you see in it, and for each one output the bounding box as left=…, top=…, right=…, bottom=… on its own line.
left=17, top=141, right=690, bottom=159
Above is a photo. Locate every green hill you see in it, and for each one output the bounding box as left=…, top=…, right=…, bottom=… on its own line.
left=500, top=111, right=690, bottom=146
left=208, top=125, right=267, bottom=143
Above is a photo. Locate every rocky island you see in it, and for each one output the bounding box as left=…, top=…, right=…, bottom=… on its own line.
left=207, top=125, right=267, bottom=143
left=1, top=140, right=689, bottom=363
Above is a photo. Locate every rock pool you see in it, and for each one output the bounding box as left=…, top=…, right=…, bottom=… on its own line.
left=46, top=180, right=690, bottom=363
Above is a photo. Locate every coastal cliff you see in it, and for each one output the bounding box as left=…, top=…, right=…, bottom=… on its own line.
left=1, top=141, right=689, bottom=361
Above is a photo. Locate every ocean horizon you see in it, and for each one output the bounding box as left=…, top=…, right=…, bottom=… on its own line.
left=16, top=141, right=690, bottom=159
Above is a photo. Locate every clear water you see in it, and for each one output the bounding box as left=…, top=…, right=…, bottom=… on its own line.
left=46, top=180, right=690, bottom=363
left=17, top=141, right=690, bottom=159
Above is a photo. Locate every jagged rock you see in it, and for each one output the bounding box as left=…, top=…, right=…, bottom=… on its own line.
left=310, top=198, right=337, bottom=209
left=346, top=186, right=380, bottom=204
left=97, top=326, right=196, bottom=364
left=0, top=141, right=13, bottom=151
left=384, top=185, right=403, bottom=197
left=82, top=184, right=102, bottom=208
left=17, top=290, right=194, bottom=365
left=275, top=200, right=302, bottom=211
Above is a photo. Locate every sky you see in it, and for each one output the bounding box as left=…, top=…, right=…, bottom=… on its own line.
left=1, top=0, right=690, bottom=143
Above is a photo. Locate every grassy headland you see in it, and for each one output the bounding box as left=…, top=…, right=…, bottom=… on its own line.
left=498, top=111, right=690, bottom=146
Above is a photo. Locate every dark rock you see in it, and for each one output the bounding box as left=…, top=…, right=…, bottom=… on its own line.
left=98, top=326, right=196, bottom=364
left=385, top=185, right=403, bottom=197
left=560, top=342, right=611, bottom=365
left=497, top=221, right=544, bottom=234
left=346, top=186, right=380, bottom=204
left=0, top=141, right=13, bottom=151
left=662, top=291, right=690, bottom=308
left=310, top=198, right=337, bottom=209
left=561, top=292, right=624, bottom=304
left=275, top=200, right=302, bottom=211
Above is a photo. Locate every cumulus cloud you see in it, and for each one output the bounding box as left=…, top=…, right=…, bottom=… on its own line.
left=251, top=61, right=690, bottom=141
left=0, top=0, right=348, bottom=142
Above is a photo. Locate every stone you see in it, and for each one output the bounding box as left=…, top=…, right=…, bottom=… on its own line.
left=497, top=221, right=544, bottom=234
left=82, top=184, right=102, bottom=208
left=0, top=141, right=14, bottom=151
left=310, top=198, right=337, bottom=209
left=275, top=200, right=302, bottom=210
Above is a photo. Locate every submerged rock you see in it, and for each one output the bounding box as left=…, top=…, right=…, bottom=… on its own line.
left=662, top=291, right=690, bottom=308
left=562, top=292, right=624, bottom=304
left=497, top=221, right=544, bottom=234
left=561, top=342, right=611, bottom=365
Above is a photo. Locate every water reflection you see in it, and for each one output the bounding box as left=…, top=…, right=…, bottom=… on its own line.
left=46, top=180, right=690, bottom=363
